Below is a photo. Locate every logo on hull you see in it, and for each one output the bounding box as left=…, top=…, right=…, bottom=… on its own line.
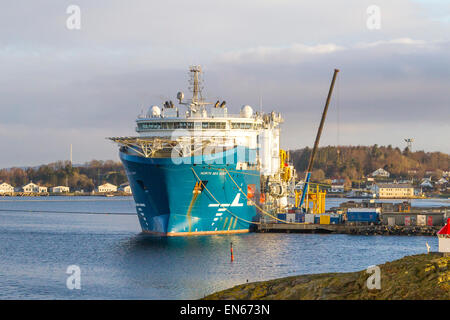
left=208, top=194, right=243, bottom=226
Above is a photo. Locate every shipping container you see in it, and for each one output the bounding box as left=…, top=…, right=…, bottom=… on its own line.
left=404, top=216, right=411, bottom=226
left=305, top=214, right=315, bottom=224
left=286, top=213, right=296, bottom=223
left=320, top=214, right=330, bottom=224
left=314, top=215, right=320, bottom=224
left=387, top=217, right=395, bottom=226
left=346, top=208, right=379, bottom=223
left=417, top=215, right=426, bottom=226
left=295, top=213, right=305, bottom=223
left=277, top=213, right=286, bottom=223
left=329, top=214, right=342, bottom=224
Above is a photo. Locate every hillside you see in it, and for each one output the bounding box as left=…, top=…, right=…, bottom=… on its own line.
left=291, top=145, right=449, bottom=182
left=203, top=253, right=449, bottom=300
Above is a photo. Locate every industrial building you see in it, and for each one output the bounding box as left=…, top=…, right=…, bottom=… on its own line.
left=380, top=211, right=445, bottom=226
left=371, top=183, right=414, bottom=199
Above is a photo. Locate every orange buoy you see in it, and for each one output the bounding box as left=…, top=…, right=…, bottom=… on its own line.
left=230, top=242, right=234, bottom=262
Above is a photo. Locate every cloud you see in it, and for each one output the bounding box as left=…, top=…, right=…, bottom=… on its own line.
left=0, top=1, right=449, bottom=167
left=219, top=43, right=346, bottom=65
left=217, top=38, right=442, bottom=65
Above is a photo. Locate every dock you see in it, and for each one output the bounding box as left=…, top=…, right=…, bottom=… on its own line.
left=256, top=223, right=441, bottom=236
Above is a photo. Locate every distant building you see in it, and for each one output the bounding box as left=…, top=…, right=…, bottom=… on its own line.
left=118, top=183, right=132, bottom=194
left=330, top=184, right=345, bottom=193
left=0, top=182, right=14, bottom=193
left=331, top=178, right=345, bottom=184
left=371, top=168, right=390, bottom=178
left=372, top=183, right=414, bottom=199
left=420, top=178, right=433, bottom=189
left=96, top=183, right=117, bottom=193
left=21, top=182, right=47, bottom=193
left=22, top=182, right=47, bottom=193
left=51, top=186, right=70, bottom=193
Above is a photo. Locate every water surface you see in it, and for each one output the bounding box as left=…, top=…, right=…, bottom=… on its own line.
left=0, top=196, right=443, bottom=299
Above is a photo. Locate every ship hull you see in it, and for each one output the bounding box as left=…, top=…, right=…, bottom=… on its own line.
left=120, top=147, right=260, bottom=236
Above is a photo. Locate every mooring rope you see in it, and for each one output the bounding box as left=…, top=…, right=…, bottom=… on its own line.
left=190, top=167, right=260, bottom=225
left=222, top=168, right=307, bottom=225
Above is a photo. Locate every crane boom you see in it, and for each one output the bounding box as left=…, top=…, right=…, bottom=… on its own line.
left=298, top=69, right=340, bottom=210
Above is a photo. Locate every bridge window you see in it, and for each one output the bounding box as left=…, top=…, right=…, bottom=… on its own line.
left=202, top=122, right=226, bottom=129
left=231, top=122, right=252, bottom=129
left=138, top=122, right=162, bottom=129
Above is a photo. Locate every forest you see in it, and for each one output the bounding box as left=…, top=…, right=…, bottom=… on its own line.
left=0, top=160, right=127, bottom=192
left=290, top=145, right=449, bottom=183
left=0, top=145, right=448, bottom=191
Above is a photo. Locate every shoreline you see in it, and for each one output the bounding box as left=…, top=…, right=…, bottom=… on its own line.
left=203, top=253, right=449, bottom=300
left=0, top=192, right=132, bottom=197
left=256, top=223, right=441, bottom=236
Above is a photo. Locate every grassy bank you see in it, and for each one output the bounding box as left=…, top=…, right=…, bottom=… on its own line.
left=204, top=253, right=449, bottom=300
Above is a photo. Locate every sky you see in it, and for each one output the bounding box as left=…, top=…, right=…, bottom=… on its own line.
left=0, top=0, right=449, bottom=168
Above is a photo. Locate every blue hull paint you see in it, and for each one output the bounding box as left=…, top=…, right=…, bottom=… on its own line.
left=119, top=147, right=260, bottom=235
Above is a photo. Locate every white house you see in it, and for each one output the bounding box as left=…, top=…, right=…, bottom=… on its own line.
left=118, top=183, right=132, bottom=194
left=51, top=186, right=70, bottom=193
left=22, top=182, right=47, bottom=193
left=420, top=178, right=433, bottom=189
left=96, top=183, right=117, bottom=193
left=0, top=182, right=14, bottom=193
left=437, top=218, right=450, bottom=255
left=371, top=168, right=390, bottom=178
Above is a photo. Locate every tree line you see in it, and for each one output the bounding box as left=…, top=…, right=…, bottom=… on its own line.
left=0, top=160, right=128, bottom=192
left=0, top=145, right=448, bottom=191
left=290, top=145, right=449, bottom=182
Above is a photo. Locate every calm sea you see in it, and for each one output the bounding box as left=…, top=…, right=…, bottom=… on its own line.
left=0, top=196, right=447, bottom=299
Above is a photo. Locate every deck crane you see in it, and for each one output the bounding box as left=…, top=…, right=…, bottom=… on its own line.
left=297, top=69, right=340, bottom=211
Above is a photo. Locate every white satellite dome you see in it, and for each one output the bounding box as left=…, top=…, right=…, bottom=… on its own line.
left=240, top=105, right=253, bottom=118
left=148, top=105, right=161, bottom=118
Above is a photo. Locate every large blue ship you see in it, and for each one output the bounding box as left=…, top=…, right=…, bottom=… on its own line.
left=110, top=66, right=294, bottom=236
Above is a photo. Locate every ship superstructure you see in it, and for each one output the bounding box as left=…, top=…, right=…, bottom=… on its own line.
left=109, top=66, right=295, bottom=236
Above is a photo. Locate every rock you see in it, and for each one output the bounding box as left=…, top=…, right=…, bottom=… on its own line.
left=203, top=254, right=449, bottom=300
